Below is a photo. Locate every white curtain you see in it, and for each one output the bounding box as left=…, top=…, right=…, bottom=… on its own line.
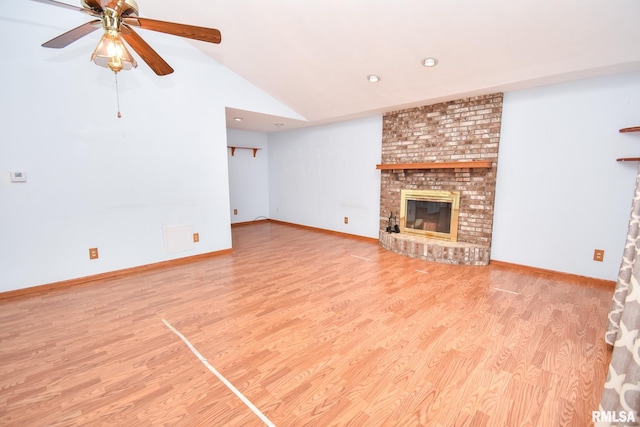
left=600, top=163, right=640, bottom=425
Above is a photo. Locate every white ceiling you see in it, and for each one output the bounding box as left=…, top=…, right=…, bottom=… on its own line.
left=39, top=0, right=640, bottom=133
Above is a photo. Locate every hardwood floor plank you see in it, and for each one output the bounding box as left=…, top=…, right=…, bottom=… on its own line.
left=0, top=222, right=614, bottom=426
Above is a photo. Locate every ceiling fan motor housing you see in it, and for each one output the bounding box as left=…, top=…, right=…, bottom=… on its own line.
left=81, top=0, right=139, bottom=17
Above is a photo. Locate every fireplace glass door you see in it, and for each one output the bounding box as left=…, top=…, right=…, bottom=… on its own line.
left=400, top=189, right=460, bottom=241
left=406, top=200, right=452, bottom=233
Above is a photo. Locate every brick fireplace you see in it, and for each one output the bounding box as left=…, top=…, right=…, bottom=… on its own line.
left=378, top=93, right=503, bottom=265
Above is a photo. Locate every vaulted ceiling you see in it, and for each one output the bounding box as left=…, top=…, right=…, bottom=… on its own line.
left=31, top=1, right=640, bottom=132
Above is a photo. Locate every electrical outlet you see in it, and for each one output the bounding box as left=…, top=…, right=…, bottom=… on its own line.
left=593, top=249, right=604, bottom=262
left=193, top=233, right=199, bottom=243
left=89, top=248, right=99, bottom=260
left=344, top=217, right=349, bottom=224
left=233, top=209, right=238, bottom=215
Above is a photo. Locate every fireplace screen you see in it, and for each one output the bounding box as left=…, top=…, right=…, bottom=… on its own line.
left=400, top=189, right=460, bottom=241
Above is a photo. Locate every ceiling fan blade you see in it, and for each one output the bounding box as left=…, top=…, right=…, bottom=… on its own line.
left=81, top=0, right=104, bottom=13
left=120, top=25, right=174, bottom=76
left=123, top=17, right=221, bottom=44
left=41, top=20, right=102, bottom=48
left=30, top=0, right=101, bottom=16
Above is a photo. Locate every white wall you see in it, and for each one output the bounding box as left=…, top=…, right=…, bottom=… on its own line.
left=492, top=72, right=640, bottom=281
left=0, top=1, right=302, bottom=292
left=268, top=116, right=382, bottom=239
left=227, top=129, right=270, bottom=223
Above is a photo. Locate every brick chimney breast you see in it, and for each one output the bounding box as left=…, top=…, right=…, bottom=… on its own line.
left=379, top=93, right=503, bottom=263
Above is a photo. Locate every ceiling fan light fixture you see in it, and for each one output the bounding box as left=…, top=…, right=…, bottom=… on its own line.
left=91, top=31, right=137, bottom=73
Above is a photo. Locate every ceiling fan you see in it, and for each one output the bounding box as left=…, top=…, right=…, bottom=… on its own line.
left=31, top=0, right=222, bottom=76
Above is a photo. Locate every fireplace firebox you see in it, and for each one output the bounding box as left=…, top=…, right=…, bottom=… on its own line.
left=399, top=189, right=460, bottom=242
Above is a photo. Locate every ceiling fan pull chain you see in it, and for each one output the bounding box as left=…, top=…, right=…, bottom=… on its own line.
left=114, top=71, right=122, bottom=118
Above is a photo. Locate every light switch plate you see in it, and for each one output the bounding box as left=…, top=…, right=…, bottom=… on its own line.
left=10, top=171, right=27, bottom=182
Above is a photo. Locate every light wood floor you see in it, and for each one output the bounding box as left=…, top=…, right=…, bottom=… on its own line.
left=0, top=222, right=613, bottom=426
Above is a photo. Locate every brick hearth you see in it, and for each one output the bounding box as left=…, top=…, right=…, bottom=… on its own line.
left=379, top=93, right=503, bottom=265
left=379, top=232, right=490, bottom=266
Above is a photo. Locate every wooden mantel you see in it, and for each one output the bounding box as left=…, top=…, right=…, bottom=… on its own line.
left=376, top=160, right=492, bottom=170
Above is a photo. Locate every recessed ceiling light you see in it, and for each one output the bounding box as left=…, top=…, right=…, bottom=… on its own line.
left=422, top=57, right=438, bottom=67
left=367, top=74, right=381, bottom=83
left=274, top=123, right=284, bottom=127
left=233, top=117, right=243, bottom=122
